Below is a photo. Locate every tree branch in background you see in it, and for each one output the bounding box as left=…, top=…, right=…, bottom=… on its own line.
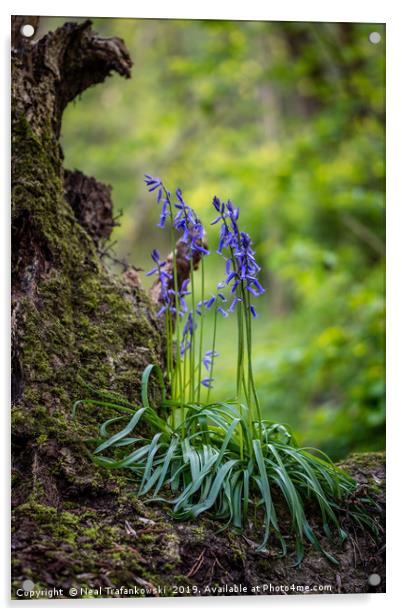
left=341, top=213, right=385, bottom=257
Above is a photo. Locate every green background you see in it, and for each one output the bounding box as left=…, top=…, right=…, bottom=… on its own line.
left=41, top=17, right=385, bottom=459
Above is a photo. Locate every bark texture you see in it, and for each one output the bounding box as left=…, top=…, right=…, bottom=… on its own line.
left=11, top=18, right=385, bottom=599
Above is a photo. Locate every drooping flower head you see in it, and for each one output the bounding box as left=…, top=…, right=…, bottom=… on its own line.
left=201, top=377, right=214, bottom=389
left=196, top=291, right=227, bottom=316
left=173, top=189, right=209, bottom=258
left=144, top=175, right=171, bottom=229
left=202, top=350, right=219, bottom=371
left=146, top=247, right=191, bottom=318
left=211, top=196, right=266, bottom=317
left=145, top=249, right=167, bottom=277
left=144, top=175, right=211, bottom=322
left=181, top=309, right=196, bottom=357
left=145, top=175, right=209, bottom=258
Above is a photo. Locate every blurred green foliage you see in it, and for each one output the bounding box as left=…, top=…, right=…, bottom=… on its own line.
left=42, top=17, right=385, bottom=459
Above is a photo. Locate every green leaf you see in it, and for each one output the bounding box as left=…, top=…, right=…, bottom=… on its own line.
left=141, top=364, right=166, bottom=408
left=94, top=407, right=147, bottom=454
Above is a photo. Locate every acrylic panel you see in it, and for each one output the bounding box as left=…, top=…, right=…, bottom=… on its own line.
left=11, top=15, right=385, bottom=600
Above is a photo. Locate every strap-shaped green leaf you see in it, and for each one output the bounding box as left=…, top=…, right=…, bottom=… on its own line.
left=94, top=407, right=147, bottom=454
left=141, top=364, right=166, bottom=408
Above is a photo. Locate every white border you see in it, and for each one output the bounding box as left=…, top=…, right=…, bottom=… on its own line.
left=0, top=0, right=393, bottom=22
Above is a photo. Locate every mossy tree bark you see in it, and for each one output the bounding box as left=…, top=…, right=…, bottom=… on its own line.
left=11, top=18, right=385, bottom=598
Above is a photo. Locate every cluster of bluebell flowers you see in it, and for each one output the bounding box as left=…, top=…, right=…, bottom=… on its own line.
left=211, top=196, right=265, bottom=319
left=144, top=174, right=265, bottom=423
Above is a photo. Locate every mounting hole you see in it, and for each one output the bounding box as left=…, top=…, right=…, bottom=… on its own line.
left=369, top=32, right=381, bottom=44
left=368, top=573, right=381, bottom=586
left=22, top=579, right=35, bottom=592
left=20, top=24, right=35, bottom=38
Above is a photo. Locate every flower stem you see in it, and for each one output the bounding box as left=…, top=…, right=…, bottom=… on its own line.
left=242, top=288, right=262, bottom=438
left=197, top=259, right=205, bottom=403
left=166, top=199, right=184, bottom=421
left=189, top=261, right=197, bottom=402
left=206, top=302, right=218, bottom=405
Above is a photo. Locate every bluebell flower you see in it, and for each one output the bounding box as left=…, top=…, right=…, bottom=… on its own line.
left=180, top=309, right=198, bottom=357
left=190, top=222, right=209, bottom=255
left=196, top=300, right=204, bottom=316
left=182, top=310, right=194, bottom=337
left=158, top=199, right=170, bottom=229
left=144, top=173, right=212, bottom=313
left=202, top=350, right=219, bottom=371
left=246, top=285, right=260, bottom=297
left=228, top=297, right=242, bottom=312
left=145, top=249, right=167, bottom=277
left=212, top=196, right=222, bottom=212
left=225, top=271, right=237, bottom=285
left=144, top=174, right=162, bottom=191
left=156, top=305, right=167, bottom=317
left=151, top=249, right=160, bottom=262
left=231, top=279, right=240, bottom=294
left=176, top=187, right=185, bottom=205
left=216, top=223, right=229, bottom=255
left=144, top=175, right=171, bottom=228
left=167, top=188, right=210, bottom=258
left=178, top=279, right=191, bottom=315
left=218, top=307, right=229, bottom=318
left=146, top=246, right=191, bottom=318
left=157, top=269, right=174, bottom=316
left=212, top=197, right=266, bottom=311
left=180, top=339, right=191, bottom=358
left=202, top=292, right=228, bottom=313
left=201, top=377, right=214, bottom=389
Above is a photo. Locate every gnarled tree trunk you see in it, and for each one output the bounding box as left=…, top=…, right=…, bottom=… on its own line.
left=11, top=17, right=385, bottom=598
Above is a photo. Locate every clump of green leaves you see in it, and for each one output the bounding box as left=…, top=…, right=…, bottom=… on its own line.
left=74, top=365, right=375, bottom=564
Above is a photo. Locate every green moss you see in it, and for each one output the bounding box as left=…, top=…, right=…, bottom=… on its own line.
left=190, top=526, right=206, bottom=540
left=11, top=110, right=170, bottom=596
left=12, top=484, right=198, bottom=599
left=229, top=540, right=246, bottom=564
left=16, top=501, right=79, bottom=546
left=367, top=480, right=382, bottom=495
left=339, top=452, right=385, bottom=484
left=137, top=533, right=155, bottom=544
left=12, top=114, right=163, bottom=449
